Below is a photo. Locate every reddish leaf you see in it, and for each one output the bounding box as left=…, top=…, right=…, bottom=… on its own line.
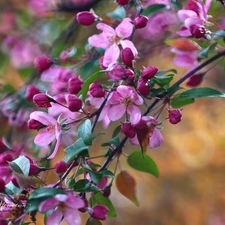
left=165, top=39, right=201, bottom=51
left=115, top=170, right=139, bottom=206
left=136, top=126, right=150, bottom=154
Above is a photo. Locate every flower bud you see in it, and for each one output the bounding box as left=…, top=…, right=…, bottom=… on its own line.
left=0, top=152, right=13, bottom=165
left=185, top=0, right=201, bottom=14
left=0, top=219, right=7, bottom=225
left=186, top=73, right=205, bottom=87
left=121, top=123, right=136, bottom=138
left=99, top=56, right=107, bottom=70
left=116, top=0, right=129, bottom=5
left=89, top=83, right=105, bottom=98
left=29, top=164, right=40, bottom=176
left=134, top=15, right=149, bottom=29
left=137, top=78, right=149, bottom=96
left=89, top=205, right=109, bottom=220
left=107, top=65, right=125, bottom=81
left=141, top=66, right=158, bottom=81
left=78, top=198, right=88, bottom=213
left=0, top=178, right=5, bottom=193
left=11, top=176, right=19, bottom=188
left=66, top=95, right=82, bottom=112
left=25, top=85, right=40, bottom=101
left=121, top=47, right=134, bottom=67
left=58, top=69, right=74, bottom=82
left=27, top=119, right=45, bottom=130
left=77, top=11, right=96, bottom=26
left=0, top=140, right=7, bottom=153
left=124, top=69, right=135, bottom=85
left=190, top=24, right=206, bottom=38
left=33, top=93, right=52, bottom=108
left=68, top=77, right=83, bottom=94
left=34, top=55, right=52, bottom=72
left=54, top=160, right=68, bottom=175
left=168, top=109, right=182, bottom=124
left=103, top=185, right=111, bottom=197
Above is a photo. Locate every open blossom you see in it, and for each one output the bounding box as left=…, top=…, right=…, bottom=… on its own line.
left=29, top=111, right=61, bottom=159
left=39, top=194, right=85, bottom=225
left=88, top=18, right=137, bottom=68
left=107, top=85, right=143, bottom=125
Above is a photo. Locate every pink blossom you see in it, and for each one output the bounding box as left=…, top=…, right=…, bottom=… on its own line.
left=29, top=111, right=61, bottom=159
left=107, top=85, right=143, bottom=125
left=88, top=18, right=137, bottom=67
left=39, top=194, right=85, bottom=225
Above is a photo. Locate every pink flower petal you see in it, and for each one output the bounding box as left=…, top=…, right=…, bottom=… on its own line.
left=129, top=134, right=139, bottom=145
left=47, top=136, right=61, bottom=159
left=107, top=92, right=121, bottom=104
left=64, top=208, right=81, bottom=225
left=108, top=104, right=126, bottom=121
left=66, top=196, right=85, bottom=209
left=55, top=194, right=68, bottom=202
left=149, top=128, right=163, bottom=148
left=132, top=92, right=143, bottom=105
left=177, top=29, right=192, bottom=37
left=30, top=111, right=57, bottom=126
left=116, top=85, right=132, bottom=99
left=88, top=34, right=110, bottom=48
left=173, top=55, right=198, bottom=68
left=120, top=40, right=138, bottom=57
left=116, top=18, right=133, bottom=38
left=184, top=17, right=204, bottom=29
left=34, top=128, right=55, bottom=146
left=39, top=198, right=58, bottom=212
left=127, top=105, right=141, bottom=125
left=177, top=10, right=198, bottom=22
left=103, top=44, right=120, bottom=67
left=46, top=209, right=63, bottom=225
left=97, top=23, right=115, bottom=37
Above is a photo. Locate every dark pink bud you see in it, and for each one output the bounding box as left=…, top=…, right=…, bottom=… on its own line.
left=121, top=123, right=136, bottom=138
left=107, top=65, right=125, bottom=81
left=185, top=0, right=201, bottom=14
left=125, top=69, right=135, bottom=85
left=0, top=153, right=13, bottom=164
left=0, top=219, right=7, bottom=225
left=68, top=77, right=83, bottom=94
left=11, top=176, right=19, bottom=188
left=0, top=178, right=5, bottom=193
left=25, top=85, right=40, bottom=101
left=27, top=119, right=45, bottom=130
left=89, top=83, right=105, bottom=98
left=58, top=69, right=74, bottom=82
left=77, top=11, right=96, bottom=26
left=190, top=24, right=206, bottom=38
left=103, top=185, right=111, bottom=197
left=116, top=0, right=129, bottom=5
left=99, top=56, right=107, bottom=70
left=0, top=140, right=7, bottom=153
left=29, top=164, right=40, bottom=176
left=33, top=93, right=52, bottom=108
left=168, top=109, right=182, bottom=124
left=78, top=198, right=88, bottom=213
left=66, top=95, right=82, bottom=112
left=34, top=55, right=52, bottom=72
left=137, top=78, right=149, bottom=96
left=134, top=15, right=149, bottom=29
left=141, top=66, right=158, bottom=81
left=90, top=205, right=109, bottom=220
left=121, top=48, right=134, bottom=67
left=186, top=73, right=205, bottom=87
left=54, top=160, right=68, bottom=175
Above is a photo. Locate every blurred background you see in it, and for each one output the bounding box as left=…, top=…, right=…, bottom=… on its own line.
left=1, top=0, right=225, bottom=225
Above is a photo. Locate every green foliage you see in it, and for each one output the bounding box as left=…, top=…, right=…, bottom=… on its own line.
left=171, top=95, right=195, bottom=108
left=8, top=156, right=30, bottom=176
left=107, top=7, right=126, bottom=20
left=5, top=181, right=20, bottom=195
left=101, top=136, right=120, bottom=148
left=78, top=119, right=92, bottom=145
left=70, top=179, right=101, bottom=192
left=142, top=4, right=170, bottom=17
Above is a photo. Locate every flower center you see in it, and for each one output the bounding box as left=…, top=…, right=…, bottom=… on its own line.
left=121, top=96, right=132, bottom=108
left=47, top=124, right=55, bottom=133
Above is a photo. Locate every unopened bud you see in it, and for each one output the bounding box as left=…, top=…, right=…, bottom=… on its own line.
left=33, top=93, right=52, bottom=108
left=134, top=15, right=148, bottom=29
left=66, top=95, right=82, bottom=112
left=137, top=78, right=149, bottom=96
left=68, top=77, right=83, bottom=94
left=121, top=48, right=134, bottom=67
left=121, top=123, right=136, bottom=138
left=54, top=160, right=68, bottom=175
left=141, top=66, right=158, bottom=81
left=27, top=119, right=45, bottom=130
left=77, top=11, right=96, bottom=26
left=34, top=55, right=52, bottom=72
left=99, top=56, right=107, bottom=70
left=0, top=140, right=7, bottom=153
left=186, top=73, right=205, bottom=87
left=116, top=0, right=130, bottom=5
left=190, top=24, right=206, bottom=38
left=11, top=176, right=19, bottom=188
left=29, top=164, right=40, bottom=176
left=103, top=185, right=111, bottom=197
left=89, top=83, right=105, bottom=98
left=0, top=153, right=13, bottom=165
left=78, top=198, right=88, bottom=213
left=0, top=219, right=7, bottom=225
left=185, top=0, right=201, bottom=14
left=0, top=178, right=5, bottom=193
left=25, top=85, right=40, bottom=101
left=89, top=205, right=109, bottom=220
left=168, top=109, right=182, bottom=124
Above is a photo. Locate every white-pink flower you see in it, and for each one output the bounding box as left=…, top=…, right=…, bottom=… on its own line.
left=39, top=194, right=85, bottom=225
left=29, top=111, right=61, bottom=159
left=88, top=18, right=137, bottom=68
left=107, top=85, right=143, bottom=125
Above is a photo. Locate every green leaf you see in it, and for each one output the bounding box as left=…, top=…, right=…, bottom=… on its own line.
left=101, top=136, right=120, bottom=147
left=89, top=170, right=103, bottom=184
left=79, top=60, right=99, bottom=81
left=71, top=179, right=101, bottom=192
left=199, top=42, right=217, bottom=58
left=107, top=6, right=126, bottom=20
left=5, top=181, right=20, bottom=195
left=91, top=192, right=117, bottom=217
left=179, top=87, right=225, bottom=98
left=212, top=30, right=225, bottom=39
left=171, top=95, right=195, bottom=108
left=75, top=163, right=101, bottom=177
left=99, top=170, right=115, bottom=178
left=64, top=138, right=89, bottom=163
left=170, top=0, right=182, bottom=9
left=8, top=156, right=30, bottom=176
left=156, top=69, right=177, bottom=76
left=86, top=217, right=102, bottom=225
left=153, top=75, right=174, bottom=86
left=112, top=125, right=121, bottom=138
left=142, top=4, right=170, bottom=17
left=127, top=152, right=159, bottom=177
left=78, top=70, right=106, bottom=101
left=18, top=67, right=33, bottom=79
left=78, top=119, right=92, bottom=145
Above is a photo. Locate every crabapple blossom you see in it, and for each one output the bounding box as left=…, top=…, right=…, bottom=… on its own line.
left=39, top=194, right=85, bottom=225
left=76, top=11, right=96, bottom=26
left=186, top=72, right=205, bottom=86
left=168, top=109, right=182, bottom=124
left=87, top=205, right=109, bottom=220
left=107, top=85, right=143, bottom=125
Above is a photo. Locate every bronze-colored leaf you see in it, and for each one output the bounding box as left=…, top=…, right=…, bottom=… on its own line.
left=165, top=39, right=201, bottom=51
